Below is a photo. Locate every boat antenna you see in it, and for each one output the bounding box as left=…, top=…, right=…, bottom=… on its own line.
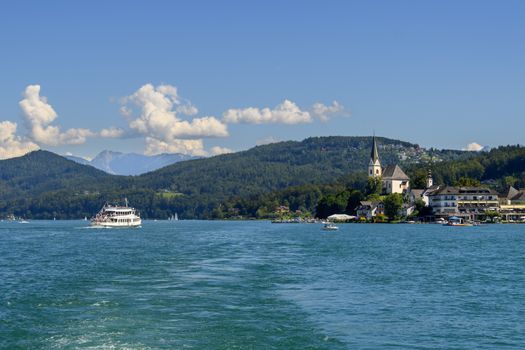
left=124, top=198, right=128, bottom=207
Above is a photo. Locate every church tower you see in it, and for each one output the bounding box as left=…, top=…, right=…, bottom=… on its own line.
left=426, top=169, right=433, bottom=188
left=368, top=136, right=382, bottom=177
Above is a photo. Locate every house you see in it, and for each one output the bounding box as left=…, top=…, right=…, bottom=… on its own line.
left=408, top=170, right=440, bottom=206
left=499, top=186, right=525, bottom=222
left=401, top=203, right=415, bottom=217
left=500, top=186, right=525, bottom=204
left=421, top=185, right=441, bottom=206
left=408, top=189, right=424, bottom=204
left=356, top=201, right=384, bottom=219
left=499, top=186, right=520, bottom=205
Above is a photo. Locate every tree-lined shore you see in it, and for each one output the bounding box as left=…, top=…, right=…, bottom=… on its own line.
left=0, top=137, right=522, bottom=220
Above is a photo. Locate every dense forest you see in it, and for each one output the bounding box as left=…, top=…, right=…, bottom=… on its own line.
left=405, top=145, right=525, bottom=189
left=1, top=136, right=521, bottom=220
left=214, top=146, right=525, bottom=220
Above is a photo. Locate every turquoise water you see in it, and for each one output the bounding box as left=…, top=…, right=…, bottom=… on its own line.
left=1, top=221, right=524, bottom=349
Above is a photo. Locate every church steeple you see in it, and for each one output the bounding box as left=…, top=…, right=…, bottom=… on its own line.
left=426, top=169, right=433, bottom=188
left=368, top=135, right=382, bottom=177
left=370, top=135, right=379, bottom=164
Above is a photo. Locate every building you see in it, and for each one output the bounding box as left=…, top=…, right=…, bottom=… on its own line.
left=382, top=164, right=410, bottom=194
left=408, top=170, right=440, bottom=208
left=429, top=186, right=499, bottom=220
left=499, top=186, right=525, bottom=222
left=367, top=136, right=410, bottom=194
left=401, top=203, right=415, bottom=217
left=356, top=201, right=384, bottom=220
left=429, top=186, right=458, bottom=216
left=408, top=189, right=425, bottom=204
left=368, top=136, right=382, bottom=178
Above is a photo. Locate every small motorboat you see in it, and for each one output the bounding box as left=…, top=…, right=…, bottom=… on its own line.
left=322, top=223, right=339, bottom=231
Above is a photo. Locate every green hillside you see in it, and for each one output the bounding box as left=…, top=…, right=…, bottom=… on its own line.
left=0, top=136, right=471, bottom=219
left=406, top=145, right=525, bottom=189
left=136, top=136, right=464, bottom=195
left=0, top=151, right=115, bottom=199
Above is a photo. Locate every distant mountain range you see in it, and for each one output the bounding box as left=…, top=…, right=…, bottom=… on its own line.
left=65, top=150, right=198, bottom=175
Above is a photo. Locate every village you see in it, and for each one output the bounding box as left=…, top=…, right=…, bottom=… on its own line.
left=356, top=137, right=525, bottom=224
left=273, top=137, right=525, bottom=224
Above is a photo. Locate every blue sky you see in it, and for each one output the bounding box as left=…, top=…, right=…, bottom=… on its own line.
left=0, top=0, right=523, bottom=158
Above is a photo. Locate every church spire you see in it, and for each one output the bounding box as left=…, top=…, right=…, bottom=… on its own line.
left=370, top=135, right=379, bottom=163
left=426, top=169, right=433, bottom=188
left=368, top=135, right=382, bottom=177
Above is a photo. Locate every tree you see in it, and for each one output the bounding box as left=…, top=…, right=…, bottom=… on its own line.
left=383, top=193, right=403, bottom=221
left=410, top=169, right=429, bottom=189
left=454, top=177, right=481, bottom=187
left=315, top=192, right=349, bottom=219
left=345, top=189, right=364, bottom=214
left=413, top=198, right=432, bottom=218
left=484, top=210, right=499, bottom=223
left=365, top=176, right=382, bottom=198
left=502, top=176, right=517, bottom=188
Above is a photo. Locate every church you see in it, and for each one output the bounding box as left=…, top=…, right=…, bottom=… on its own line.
left=368, top=136, right=410, bottom=194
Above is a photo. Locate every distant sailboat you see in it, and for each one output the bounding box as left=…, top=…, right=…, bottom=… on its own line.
left=174, top=213, right=178, bottom=221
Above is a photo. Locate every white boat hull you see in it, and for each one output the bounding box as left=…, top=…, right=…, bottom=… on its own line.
left=91, top=219, right=142, bottom=228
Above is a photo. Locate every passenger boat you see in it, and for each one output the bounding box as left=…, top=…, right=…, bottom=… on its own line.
left=91, top=199, right=141, bottom=228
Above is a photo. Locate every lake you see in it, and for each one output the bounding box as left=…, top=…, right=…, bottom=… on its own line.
left=1, top=221, right=524, bottom=349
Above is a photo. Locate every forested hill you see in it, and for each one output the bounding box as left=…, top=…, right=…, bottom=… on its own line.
left=0, top=136, right=469, bottom=219
left=135, top=136, right=466, bottom=195
left=406, top=145, right=525, bottom=189
left=0, top=151, right=118, bottom=200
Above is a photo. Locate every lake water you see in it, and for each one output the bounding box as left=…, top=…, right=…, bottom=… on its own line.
left=1, top=221, right=524, bottom=349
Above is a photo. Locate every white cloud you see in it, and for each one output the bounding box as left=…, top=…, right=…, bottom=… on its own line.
left=156, top=84, right=179, bottom=100
left=59, top=128, right=95, bottom=145
left=122, top=84, right=228, bottom=141
left=464, top=142, right=484, bottom=151
left=18, top=85, right=96, bottom=146
left=0, top=121, right=39, bottom=159
left=311, top=100, right=345, bottom=122
left=144, top=137, right=208, bottom=156
left=210, top=146, right=234, bottom=156
left=176, top=103, right=198, bottom=116
left=119, top=84, right=228, bottom=156
left=223, top=99, right=312, bottom=124
left=156, top=85, right=199, bottom=116
left=99, top=127, right=125, bottom=138
left=18, top=85, right=57, bottom=124
left=119, top=105, right=133, bottom=118
left=256, top=136, right=280, bottom=146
